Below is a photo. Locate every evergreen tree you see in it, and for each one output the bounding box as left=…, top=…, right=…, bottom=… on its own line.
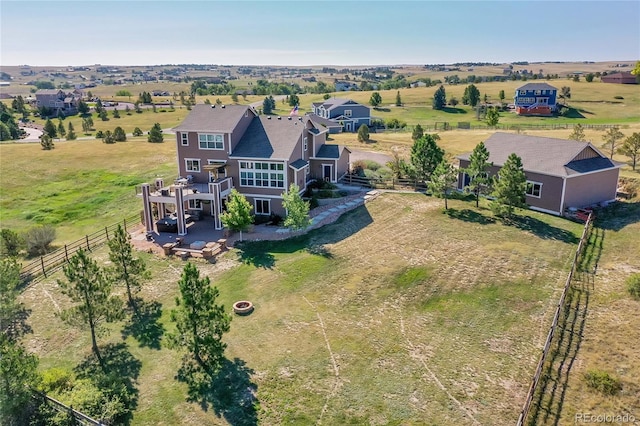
left=107, top=225, right=148, bottom=310
left=462, top=84, right=480, bottom=107
left=410, top=134, right=444, bottom=181
left=113, top=126, right=127, bottom=142
left=288, top=93, right=299, bottom=107
left=0, top=257, right=28, bottom=341
left=428, top=159, right=458, bottom=210
left=167, top=263, right=231, bottom=383
left=464, top=141, right=492, bottom=207
left=499, top=90, right=506, bottom=103
left=357, top=124, right=370, bottom=142
left=618, top=132, right=640, bottom=171
left=112, top=108, right=120, bottom=118
left=601, top=126, right=624, bottom=159
left=77, top=99, right=90, bottom=116
left=490, top=153, right=527, bottom=219
left=132, top=127, right=143, bottom=137
left=432, top=85, right=446, bottom=110
left=412, top=124, right=424, bottom=141
left=99, top=110, right=109, bottom=121
left=262, top=97, right=273, bottom=114
left=40, top=134, right=54, bottom=150
left=147, top=123, right=163, bottom=143
left=395, top=91, right=402, bottom=106
left=569, top=123, right=586, bottom=141
left=231, top=93, right=239, bottom=103
left=43, top=118, right=57, bottom=138
left=102, top=130, right=115, bottom=144
left=134, top=101, right=142, bottom=113
left=66, top=122, right=77, bottom=140
left=486, top=107, right=500, bottom=127
left=282, top=183, right=312, bottom=231
left=0, top=334, right=40, bottom=425
left=57, top=120, right=66, bottom=139
left=57, top=248, right=124, bottom=366
left=94, top=99, right=104, bottom=115
left=82, top=116, right=94, bottom=134
left=220, top=189, right=253, bottom=241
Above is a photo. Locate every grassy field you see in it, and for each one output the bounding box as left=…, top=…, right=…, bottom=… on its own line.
left=21, top=193, right=590, bottom=425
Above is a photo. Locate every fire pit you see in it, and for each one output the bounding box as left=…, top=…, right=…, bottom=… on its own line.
left=233, top=300, right=254, bottom=315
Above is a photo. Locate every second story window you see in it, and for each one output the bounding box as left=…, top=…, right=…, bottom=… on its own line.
left=181, top=133, right=189, bottom=146
left=198, top=133, right=224, bottom=150
left=344, top=109, right=352, bottom=117
left=303, top=137, right=308, bottom=151
left=185, top=159, right=201, bottom=173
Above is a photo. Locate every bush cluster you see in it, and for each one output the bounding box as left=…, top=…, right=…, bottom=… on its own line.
left=583, top=370, right=622, bottom=395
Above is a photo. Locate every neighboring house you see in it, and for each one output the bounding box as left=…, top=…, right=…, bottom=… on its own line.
left=410, top=81, right=427, bottom=88
left=35, top=89, right=80, bottom=116
left=601, top=72, right=638, bottom=84
left=513, top=83, right=558, bottom=116
left=335, top=81, right=359, bottom=91
left=310, top=98, right=370, bottom=133
left=139, top=104, right=351, bottom=235
left=457, top=132, right=623, bottom=216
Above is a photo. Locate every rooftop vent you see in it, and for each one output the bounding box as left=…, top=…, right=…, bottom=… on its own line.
left=221, top=104, right=225, bottom=108
left=277, top=116, right=281, bottom=120
left=267, top=115, right=271, bottom=119
left=211, top=104, right=215, bottom=108
left=287, top=116, right=292, bottom=120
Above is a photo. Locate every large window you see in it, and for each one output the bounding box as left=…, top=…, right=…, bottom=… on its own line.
left=303, top=137, right=308, bottom=151
left=239, top=161, right=285, bottom=188
left=198, top=133, right=224, bottom=150
left=188, top=199, right=202, bottom=210
left=526, top=181, right=542, bottom=198
left=181, top=133, right=189, bottom=146
left=185, top=159, right=201, bottom=173
left=255, top=199, right=270, bottom=215
left=344, top=109, right=352, bottom=117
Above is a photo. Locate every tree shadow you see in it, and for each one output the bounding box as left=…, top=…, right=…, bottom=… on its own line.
left=509, top=216, right=579, bottom=244
left=74, top=342, right=141, bottom=425
left=445, top=208, right=495, bottom=225
left=442, top=107, right=467, bottom=114
left=561, top=108, right=587, bottom=118
left=235, top=242, right=276, bottom=269
left=178, top=357, right=259, bottom=426
left=121, top=298, right=165, bottom=349
left=4, top=306, right=32, bottom=341
left=593, top=201, right=640, bottom=231
left=373, top=107, right=390, bottom=112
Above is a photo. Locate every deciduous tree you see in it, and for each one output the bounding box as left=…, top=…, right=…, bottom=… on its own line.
left=490, top=153, right=527, bottom=219
left=601, top=126, right=624, bottom=159
left=167, top=263, right=231, bottom=382
left=369, top=92, right=382, bottom=108
left=282, top=183, right=312, bottom=231
left=410, top=134, right=444, bottom=181
left=486, top=107, right=500, bottom=127
left=618, top=132, right=640, bottom=170
left=288, top=93, right=299, bottom=107
left=220, top=189, right=253, bottom=241
left=569, top=123, right=586, bottom=141
left=428, top=159, right=458, bottom=210
left=57, top=248, right=124, bottom=366
left=462, top=84, right=480, bottom=107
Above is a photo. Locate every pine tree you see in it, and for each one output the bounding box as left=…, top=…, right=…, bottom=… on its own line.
left=113, top=126, right=126, bottom=142
left=40, top=134, right=54, bottom=150
left=618, top=132, right=640, bottom=170
left=464, top=141, right=492, bottom=207
left=432, top=85, right=446, bottom=110
left=601, top=126, right=624, bottom=159
left=410, top=134, right=444, bottom=181
left=219, top=189, right=253, bottom=241
left=569, top=123, right=586, bottom=141
left=57, top=248, right=124, bottom=365
left=357, top=124, right=370, bottom=142
left=412, top=124, right=424, bottom=141
left=167, top=263, right=231, bottom=382
left=428, top=159, right=458, bottom=210
left=147, top=123, right=163, bottom=143
left=57, top=120, right=66, bottom=139
left=66, top=122, right=77, bottom=140
left=486, top=107, right=500, bottom=127
left=490, top=153, right=527, bottom=219
left=43, top=118, right=57, bottom=138
left=262, top=97, right=273, bottom=114
left=107, top=225, right=148, bottom=310
left=282, top=183, right=312, bottom=231
left=395, top=91, right=402, bottom=106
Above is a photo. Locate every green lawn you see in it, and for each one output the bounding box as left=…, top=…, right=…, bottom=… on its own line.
left=21, top=194, right=588, bottom=425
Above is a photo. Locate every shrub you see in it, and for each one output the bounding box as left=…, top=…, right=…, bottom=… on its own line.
left=0, top=228, right=23, bottom=256
left=614, top=95, right=624, bottom=100
left=40, top=368, right=74, bottom=394
left=95, top=130, right=104, bottom=138
left=317, top=189, right=336, bottom=198
left=132, top=127, right=143, bottom=137
left=24, top=225, right=56, bottom=256
left=386, top=118, right=407, bottom=129
left=309, top=197, right=319, bottom=209
left=627, top=273, right=640, bottom=300
left=584, top=370, right=622, bottom=395
left=363, top=160, right=382, bottom=171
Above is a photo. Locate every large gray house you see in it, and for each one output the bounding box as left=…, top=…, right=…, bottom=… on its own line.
left=310, top=98, right=370, bottom=133
left=457, top=133, right=623, bottom=215
left=139, top=104, right=351, bottom=235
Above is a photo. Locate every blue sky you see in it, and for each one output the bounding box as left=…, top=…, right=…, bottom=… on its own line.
left=1, top=1, right=638, bottom=66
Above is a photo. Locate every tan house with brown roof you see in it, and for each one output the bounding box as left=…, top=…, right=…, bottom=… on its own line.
left=140, top=104, right=350, bottom=235
left=457, top=133, right=623, bottom=215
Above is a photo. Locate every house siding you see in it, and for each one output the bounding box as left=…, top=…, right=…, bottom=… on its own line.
left=522, top=170, right=563, bottom=214
left=176, top=131, right=230, bottom=183
left=563, top=168, right=619, bottom=209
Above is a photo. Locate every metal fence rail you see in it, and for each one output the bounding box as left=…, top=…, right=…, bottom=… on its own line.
left=33, top=391, right=105, bottom=425
left=341, top=174, right=429, bottom=192
left=516, top=213, right=593, bottom=426
left=20, top=213, right=140, bottom=285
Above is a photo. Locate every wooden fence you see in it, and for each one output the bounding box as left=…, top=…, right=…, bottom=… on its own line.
left=20, top=213, right=140, bottom=285
left=33, top=391, right=105, bottom=425
left=340, top=174, right=429, bottom=192
left=516, top=212, right=594, bottom=426
left=377, top=123, right=626, bottom=133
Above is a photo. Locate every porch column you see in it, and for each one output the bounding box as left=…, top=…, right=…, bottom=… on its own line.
left=141, top=184, right=154, bottom=233
left=157, top=202, right=166, bottom=219
left=210, top=182, right=223, bottom=230
left=175, top=187, right=187, bottom=236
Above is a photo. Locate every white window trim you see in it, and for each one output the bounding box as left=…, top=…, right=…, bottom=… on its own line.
left=526, top=181, right=543, bottom=198
left=185, top=158, right=201, bottom=173
left=188, top=199, right=203, bottom=210
left=254, top=199, right=271, bottom=215
left=239, top=161, right=285, bottom=189
left=344, top=109, right=352, bottom=117
left=180, top=132, right=189, bottom=146
left=198, top=133, right=225, bottom=150
left=303, top=136, right=308, bottom=152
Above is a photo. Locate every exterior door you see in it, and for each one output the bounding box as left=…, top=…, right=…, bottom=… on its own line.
left=345, top=122, right=352, bottom=132
left=323, top=164, right=333, bottom=182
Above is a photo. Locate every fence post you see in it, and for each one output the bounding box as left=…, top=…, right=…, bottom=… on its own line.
left=105, top=227, right=109, bottom=240
left=86, top=235, right=90, bottom=251
left=64, top=245, right=68, bottom=262
left=41, top=256, right=46, bottom=278
left=124, top=218, right=127, bottom=232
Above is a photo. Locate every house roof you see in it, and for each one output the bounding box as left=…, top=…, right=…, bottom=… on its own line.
left=230, top=115, right=306, bottom=159
left=172, top=104, right=254, bottom=133
left=315, top=144, right=350, bottom=159
left=457, top=132, right=620, bottom=177
left=290, top=159, right=308, bottom=170
left=516, top=83, right=558, bottom=91
left=35, top=89, right=62, bottom=95
left=306, top=113, right=342, bottom=128
left=312, top=98, right=362, bottom=111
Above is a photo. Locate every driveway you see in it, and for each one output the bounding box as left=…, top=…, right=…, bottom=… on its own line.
left=17, top=126, right=43, bottom=143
